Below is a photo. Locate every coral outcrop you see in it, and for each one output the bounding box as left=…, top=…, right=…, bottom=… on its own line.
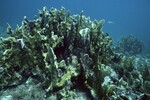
left=0, top=7, right=149, bottom=100
left=0, top=7, right=113, bottom=99
left=116, top=35, right=144, bottom=55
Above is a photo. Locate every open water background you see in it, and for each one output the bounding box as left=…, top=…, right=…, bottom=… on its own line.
left=0, top=0, right=150, bottom=51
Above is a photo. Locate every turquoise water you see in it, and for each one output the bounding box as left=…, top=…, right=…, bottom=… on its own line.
left=0, top=0, right=150, bottom=48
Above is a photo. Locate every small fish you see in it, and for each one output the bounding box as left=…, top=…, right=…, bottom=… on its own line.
left=106, top=20, right=115, bottom=24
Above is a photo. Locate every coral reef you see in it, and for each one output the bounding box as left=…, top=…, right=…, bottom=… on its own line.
left=0, top=7, right=149, bottom=100
left=0, top=7, right=113, bottom=99
left=115, top=35, right=144, bottom=55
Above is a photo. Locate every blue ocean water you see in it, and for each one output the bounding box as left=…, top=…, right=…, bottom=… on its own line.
left=0, top=0, right=150, bottom=49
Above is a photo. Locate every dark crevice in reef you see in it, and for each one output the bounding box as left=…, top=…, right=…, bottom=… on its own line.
left=71, top=67, right=96, bottom=100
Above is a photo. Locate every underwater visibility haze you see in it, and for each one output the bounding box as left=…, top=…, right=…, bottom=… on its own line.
left=0, top=0, right=150, bottom=43
left=0, top=0, right=150, bottom=99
